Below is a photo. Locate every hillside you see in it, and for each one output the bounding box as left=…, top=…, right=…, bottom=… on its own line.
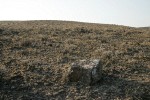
left=0, top=21, right=150, bottom=100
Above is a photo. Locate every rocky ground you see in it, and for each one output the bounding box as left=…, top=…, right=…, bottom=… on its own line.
left=0, top=21, right=150, bottom=100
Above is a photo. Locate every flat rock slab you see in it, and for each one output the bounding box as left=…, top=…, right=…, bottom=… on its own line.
left=67, top=59, right=102, bottom=85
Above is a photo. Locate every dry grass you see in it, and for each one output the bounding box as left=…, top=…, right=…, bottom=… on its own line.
left=0, top=20, right=150, bottom=100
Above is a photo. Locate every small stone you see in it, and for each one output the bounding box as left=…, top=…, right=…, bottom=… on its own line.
left=134, top=71, right=138, bottom=74
left=67, top=59, right=102, bottom=85
left=34, top=83, right=38, bottom=86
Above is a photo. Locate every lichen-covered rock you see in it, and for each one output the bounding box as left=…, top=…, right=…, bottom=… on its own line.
left=68, top=59, right=102, bottom=85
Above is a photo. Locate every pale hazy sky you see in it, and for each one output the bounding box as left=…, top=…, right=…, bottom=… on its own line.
left=0, top=0, right=150, bottom=27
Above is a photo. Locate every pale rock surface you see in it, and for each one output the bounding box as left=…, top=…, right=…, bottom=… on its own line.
left=67, top=59, right=102, bottom=85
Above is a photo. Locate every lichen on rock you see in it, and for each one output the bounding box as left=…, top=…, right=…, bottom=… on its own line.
left=67, top=59, right=102, bottom=85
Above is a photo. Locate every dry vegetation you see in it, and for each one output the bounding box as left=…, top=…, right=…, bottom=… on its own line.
left=0, top=21, right=150, bottom=100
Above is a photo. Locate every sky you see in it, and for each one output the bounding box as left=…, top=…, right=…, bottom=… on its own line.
left=0, top=0, right=150, bottom=27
